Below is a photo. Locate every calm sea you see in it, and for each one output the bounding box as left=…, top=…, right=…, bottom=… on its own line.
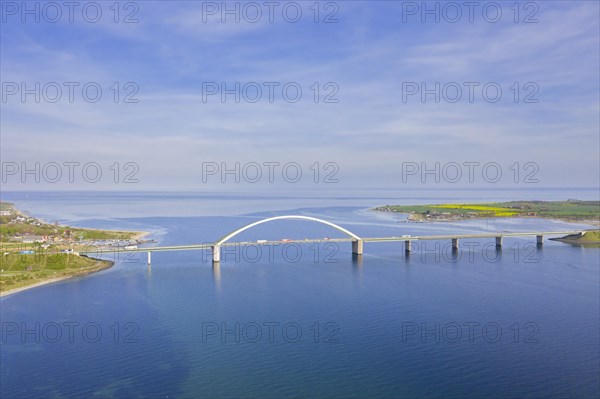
left=1, top=190, right=599, bottom=398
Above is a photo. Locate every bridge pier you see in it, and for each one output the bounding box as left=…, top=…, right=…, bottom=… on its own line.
left=352, top=240, right=363, bottom=255
left=536, top=235, right=543, bottom=246
left=212, top=245, right=221, bottom=263
left=451, top=238, right=459, bottom=255
left=495, top=236, right=503, bottom=248
left=147, top=251, right=151, bottom=266
left=404, top=240, right=412, bottom=253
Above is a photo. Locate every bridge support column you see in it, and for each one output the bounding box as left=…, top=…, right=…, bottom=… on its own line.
left=352, top=240, right=363, bottom=255
left=147, top=251, right=151, bottom=266
left=212, top=245, right=221, bottom=263
left=404, top=240, right=412, bottom=253
left=452, top=238, right=459, bottom=249
left=495, top=236, right=503, bottom=248
left=536, top=235, right=543, bottom=246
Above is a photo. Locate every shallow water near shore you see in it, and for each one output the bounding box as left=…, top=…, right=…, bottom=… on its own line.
left=1, top=191, right=599, bottom=398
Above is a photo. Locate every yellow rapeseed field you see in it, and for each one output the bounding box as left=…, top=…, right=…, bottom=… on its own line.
left=432, top=204, right=520, bottom=217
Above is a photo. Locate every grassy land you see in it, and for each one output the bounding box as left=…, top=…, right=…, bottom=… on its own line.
left=374, top=200, right=600, bottom=222
left=0, top=218, right=137, bottom=240
left=0, top=253, right=113, bottom=294
left=551, top=230, right=600, bottom=246
left=0, top=201, right=144, bottom=295
left=579, top=230, right=600, bottom=241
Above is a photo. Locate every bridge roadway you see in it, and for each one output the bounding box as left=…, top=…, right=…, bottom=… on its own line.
left=80, top=239, right=353, bottom=254
left=78, top=230, right=586, bottom=264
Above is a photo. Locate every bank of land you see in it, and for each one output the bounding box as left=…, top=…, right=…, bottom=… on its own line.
left=0, top=201, right=146, bottom=296
left=549, top=230, right=600, bottom=246
left=374, top=200, right=600, bottom=224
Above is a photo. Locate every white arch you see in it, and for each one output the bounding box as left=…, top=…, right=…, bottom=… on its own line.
left=215, top=215, right=361, bottom=245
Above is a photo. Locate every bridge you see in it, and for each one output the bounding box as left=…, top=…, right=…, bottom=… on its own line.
left=77, top=215, right=589, bottom=265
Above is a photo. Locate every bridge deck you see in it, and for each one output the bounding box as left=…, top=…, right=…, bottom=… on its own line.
left=78, top=230, right=585, bottom=255
left=363, top=230, right=584, bottom=242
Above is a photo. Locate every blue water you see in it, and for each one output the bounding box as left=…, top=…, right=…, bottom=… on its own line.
left=1, top=191, right=599, bottom=398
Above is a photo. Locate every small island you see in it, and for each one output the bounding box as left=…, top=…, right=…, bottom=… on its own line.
left=0, top=201, right=147, bottom=296
left=373, top=200, right=600, bottom=224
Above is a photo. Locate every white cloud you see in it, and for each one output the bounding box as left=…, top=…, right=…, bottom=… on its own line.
left=1, top=1, right=598, bottom=190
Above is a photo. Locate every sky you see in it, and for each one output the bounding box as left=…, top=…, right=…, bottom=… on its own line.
left=1, top=0, right=599, bottom=191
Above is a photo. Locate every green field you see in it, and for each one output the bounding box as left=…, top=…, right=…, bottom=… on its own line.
left=579, top=230, right=600, bottom=241
left=577, top=230, right=600, bottom=242
left=0, top=223, right=137, bottom=240
left=374, top=200, right=600, bottom=222
left=0, top=253, right=113, bottom=293
left=551, top=230, right=600, bottom=246
left=0, top=201, right=141, bottom=294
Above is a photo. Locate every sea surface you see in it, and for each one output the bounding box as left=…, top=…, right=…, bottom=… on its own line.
left=1, top=190, right=599, bottom=398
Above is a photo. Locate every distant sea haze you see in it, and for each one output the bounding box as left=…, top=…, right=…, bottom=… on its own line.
left=1, top=187, right=598, bottom=221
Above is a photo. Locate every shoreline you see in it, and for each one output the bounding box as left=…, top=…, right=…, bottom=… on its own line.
left=133, top=231, right=150, bottom=241
left=550, top=237, right=600, bottom=246
left=0, top=259, right=114, bottom=298
left=373, top=209, right=600, bottom=227
left=1, top=201, right=149, bottom=297
left=68, top=225, right=151, bottom=241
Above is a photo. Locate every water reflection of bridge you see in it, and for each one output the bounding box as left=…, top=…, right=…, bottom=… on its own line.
left=78, top=215, right=588, bottom=264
